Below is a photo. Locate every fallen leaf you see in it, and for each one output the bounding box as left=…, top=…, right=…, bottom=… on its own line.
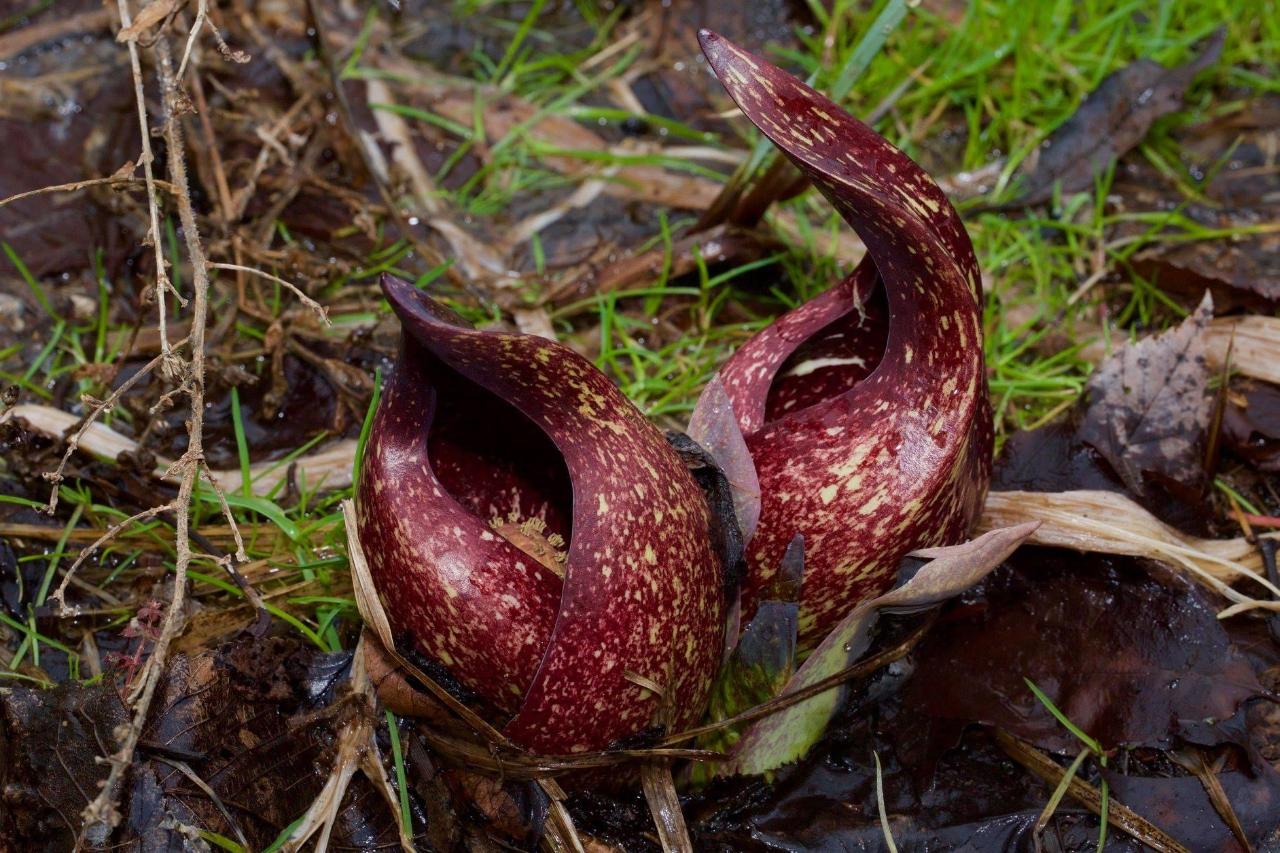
left=451, top=772, right=549, bottom=845
left=1080, top=293, right=1215, bottom=499
left=115, top=0, right=177, bottom=43
left=693, top=727, right=1088, bottom=850
left=1012, top=29, right=1224, bottom=206
left=0, top=73, right=140, bottom=286
left=891, top=549, right=1262, bottom=783
left=1124, top=97, right=1280, bottom=309
left=1133, top=236, right=1280, bottom=311
left=1102, top=766, right=1280, bottom=852
left=0, top=681, right=127, bottom=846
left=1224, top=380, right=1280, bottom=472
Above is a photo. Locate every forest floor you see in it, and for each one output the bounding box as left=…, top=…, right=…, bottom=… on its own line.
left=1, top=0, right=1279, bottom=850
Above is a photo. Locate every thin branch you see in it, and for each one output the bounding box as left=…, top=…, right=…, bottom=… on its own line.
left=174, top=0, right=207, bottom=80
left=198, top=462, right=247, bottom=562
left=115, top=0, right=184, bottom=363
left=0, top=168, right=180, bottom=209
left=76, top=19, right=215, bottom=839
left=209, top=262, right=331, bottom=326
left=43, top=340, right=187, bottom=516
left=198, top=462, right=271, bottom=620
left=48, top=502, right=176, bottom=614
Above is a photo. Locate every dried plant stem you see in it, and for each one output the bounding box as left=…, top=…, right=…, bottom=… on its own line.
left=43, top=340, right=186, bottom=516
left=208, top=262, right=330, bottom=325
left=981, top=489, right=1280, bottom=613
left=995, top=730, right=1190, bottom=853
left=115, top=0, right=182, bottom=363
left=0, top=168, right=179, bottom=209
left=75, top=18, right=215, bottom=841
left=199, top=462, right=247, bottom=562
left=49, top=502, right=176, bottom=612
left=175, top=0, right=207, bottom=80
left=640, top=762, right=694, bottom=853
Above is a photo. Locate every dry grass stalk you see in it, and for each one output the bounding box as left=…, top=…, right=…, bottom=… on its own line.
left=640, top=763, right=694, bottom=853
left=980, top=490, right=1280, bottom=614
left=995, top=729, right=1191, bottom=853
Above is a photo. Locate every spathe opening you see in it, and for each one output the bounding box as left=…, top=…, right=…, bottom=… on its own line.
left=763, top=281, right=889, bottom=424
left=426, top=356, right=574, bottom=578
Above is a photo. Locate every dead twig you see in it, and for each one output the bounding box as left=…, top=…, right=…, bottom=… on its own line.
left=48, top=503, right=176, bottom=615
left=42, top=339, right=188, bottom=517
left=208, top=262, right=331, bottom=325
left=995, top=729, right=1190, bottom=853
left=75, top=15, right=216, bottom=840
left=115, top=0, right=186, bottom=365
left=0, top=165, right=181, bottom=209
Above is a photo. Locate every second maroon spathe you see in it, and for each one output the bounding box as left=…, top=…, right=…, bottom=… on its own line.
left=694, top=31, right=994, bottom=649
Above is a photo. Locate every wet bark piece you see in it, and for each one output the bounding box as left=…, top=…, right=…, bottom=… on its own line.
left=1012, top=29, right=1224, bottom=206
left=893, top=549, right=1260, bottom=781
left=1079, top=294, right=1214, bottom=499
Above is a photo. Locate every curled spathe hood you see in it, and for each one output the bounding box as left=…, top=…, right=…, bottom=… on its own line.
left=357, top=275, right=724, bottom=754
left=695, top=31, right=994, bottom=647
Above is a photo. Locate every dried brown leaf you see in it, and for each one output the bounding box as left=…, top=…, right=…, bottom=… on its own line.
left=116, top=0, right=178, bottom=43
left=1014, top=29, right=1223, bottom=205
left=1080, top=293, right=1214, bottom=496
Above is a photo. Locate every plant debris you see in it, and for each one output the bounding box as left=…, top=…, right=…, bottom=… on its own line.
left=1080, top=293, right=1215, bottom=501
left=2, top=1, right=1279, bottom=850
left=0, top=635, right=402, bottom=850
left=1011, top=28, right=1224, bottom=207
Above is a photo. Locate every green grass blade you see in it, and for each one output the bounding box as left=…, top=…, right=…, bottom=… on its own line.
left=385, top=710, right=414, bottom=837
left=1025, top=678, right=1104, bottom=755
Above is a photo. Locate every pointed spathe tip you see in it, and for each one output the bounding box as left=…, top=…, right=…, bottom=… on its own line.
left=379, top=272, right=468, bottom=331
left=379, top=272, right=414, bottom=306
left=697, top=28, right=727, bottom=69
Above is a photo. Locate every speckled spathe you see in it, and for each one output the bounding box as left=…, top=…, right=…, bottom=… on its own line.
left=697, top=30, right=994, bottom=649
left=357, top=275, right=723, bottom=754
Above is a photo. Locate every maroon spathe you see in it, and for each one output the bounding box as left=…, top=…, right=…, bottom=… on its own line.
left=357, top=276, right=723, bottom=754
left=698, top=31, right=994, bottom=648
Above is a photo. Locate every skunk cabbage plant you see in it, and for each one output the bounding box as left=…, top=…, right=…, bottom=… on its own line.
left=357, top=276, right=723, bottom=754
left=694, top=31, right=994, bottom=648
